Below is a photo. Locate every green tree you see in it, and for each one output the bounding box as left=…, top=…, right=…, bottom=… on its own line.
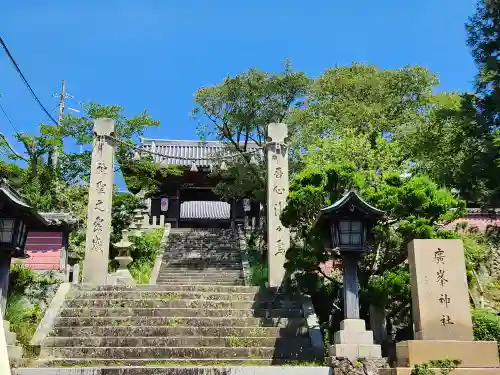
left=193, top=62, right=310, bottom=202
left=279, top=64, right=474, bottom=331
left=287, top=64, right=437, bottom=164
left=463, top=0, right=500, bottom=206
left=281, top=158, right=466, bottom=330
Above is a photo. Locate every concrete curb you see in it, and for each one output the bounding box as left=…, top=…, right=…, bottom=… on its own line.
left=30, top=282, right=72, bottom=346
left=237, top=226, right=251, bottom=286
left=302, top=294, right=325, bottom=360
left=14, top=366, right=332, bottom=375
left=149, top=224, right=171, bottom=285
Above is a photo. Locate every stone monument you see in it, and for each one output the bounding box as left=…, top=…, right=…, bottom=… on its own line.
left=82, top=119, right=115, bottom=285
left=266, top=122, right=290, bottom=288
left=381, top=239, right=500, bottom=375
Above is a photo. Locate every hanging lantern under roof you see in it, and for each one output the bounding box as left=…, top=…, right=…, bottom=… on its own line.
left=220, top=161, right=228, bottom=171
left=190, top=162, right=198, bottom=172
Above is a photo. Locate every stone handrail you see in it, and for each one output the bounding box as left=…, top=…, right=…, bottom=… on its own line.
left=236, top=225, right=252, bottom=286
left=301, top=294, right=325, bottom=360
left=140, top=215, right=165, bottom=230
left=0, top=314, right=11, bottom=375
left=31, top=282, right=72, bottom=346
left=149, top=223, right=171, bottom=284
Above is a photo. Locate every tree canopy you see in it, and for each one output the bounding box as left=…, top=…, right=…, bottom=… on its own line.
left=193, top=61, right=310, bottom=202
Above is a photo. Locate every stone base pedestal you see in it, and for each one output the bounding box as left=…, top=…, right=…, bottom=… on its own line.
left=111, top=256, right=135, bottom=286
left=396, top=340, right=499, bottom=368
left=4, top=320, right=22, bottom=364
left=329, top=319, right=382, bottom=361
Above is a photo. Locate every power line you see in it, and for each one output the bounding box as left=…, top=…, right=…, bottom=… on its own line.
left=0, top=101, right=21, bottom=136
left=0, top=36, right=58, bottom=124
left=0, top=102, right=26, bottom=160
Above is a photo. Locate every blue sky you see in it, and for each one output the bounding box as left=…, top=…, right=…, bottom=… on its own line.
left=1, top=1, right=477, bottom=163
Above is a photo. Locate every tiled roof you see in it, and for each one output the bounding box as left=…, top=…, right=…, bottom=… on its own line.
left=180, top=201, right=230, bottom=220
left=0, top=179, right=48, bottom=227
left=40, top=212, right=78, bottom=227
left=139, top=139, right=260, bottom=168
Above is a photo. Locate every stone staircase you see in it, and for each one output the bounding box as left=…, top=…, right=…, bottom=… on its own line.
left=16, top=228, right=323, bottom=373
left=156, top=229, right=246, bottom=286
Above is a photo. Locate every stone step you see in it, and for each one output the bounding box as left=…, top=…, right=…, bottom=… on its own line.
left=155, top=274, right=243, bottom=279
left=156, top=271, right=243, bottom=276
left=167, top=245, right=238, bottom=248
left=155, top=280, right=245, bottom=286
left=70, top=291, right=266, bottom=301
left=64, top=299, right=301, bottom=309
left=162, top=263, right=242, bottom=268
left=27, top=359, right=323, bottom=368
left=59, top=307, right=303, bottom=318
left=162, top=257, right=241, bottom=268
left=51, top=325, right=308, bottom=338
left=167, top=244, right=241, bottom=247
left=154, top=272, right=243, bottom=281
left=54, top=316, right=304, bottom=328
left=43, top=335, right=311, bottom=348
left=40, top=346, right=316, bottom=360
left=162, top=258, right=241, bottom=262
left=164, top=250, right=241, bottom=253
left=76, top=285, right=256, bottom=293
left=155, top=275, right=244, bottom=281
left=161, top=265, right=243, bottom=270
left=162, top=255, right=241, bottom=260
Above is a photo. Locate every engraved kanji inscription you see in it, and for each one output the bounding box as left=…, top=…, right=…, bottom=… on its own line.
left=440, top=314, right=454, bottom=326
left=95, top=199, right=105, bottom=212
left=437, top=269, right=448, bottom=287
left=96, top=162, right=108, bottom=175
left=439, top=293, right=451, bottom=307
left=96, top=181, right=107, bottom=195
left=91, top=235, right=103, bottom=253
left=93, top=216, right=104, bottom=233
left=273, top=186, right=285, bottom=195
left=274, top=167, right=283, bottom=179
left=434, top=248, right=445, bottom=264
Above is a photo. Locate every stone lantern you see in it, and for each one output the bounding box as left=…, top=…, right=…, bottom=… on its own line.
left=111, top=230, right=135, bottom=285
left=313, top=189, right=385, bottom=361
left=130, top=208, right=145, bottom=237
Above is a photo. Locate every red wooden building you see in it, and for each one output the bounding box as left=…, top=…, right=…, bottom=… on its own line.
left=24, top=213, right=78, bottom=272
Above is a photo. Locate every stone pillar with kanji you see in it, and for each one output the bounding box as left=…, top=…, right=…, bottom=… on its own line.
left=266, top=123, right=290, bottom=288
left=82, top=119, right=115, bottom=285
left=380, top=239, right=500, bottom=375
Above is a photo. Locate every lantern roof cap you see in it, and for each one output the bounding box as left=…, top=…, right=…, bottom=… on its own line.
left=315, top=190, right=385, bottom=226
left=0, top=179, right=49, bottom=228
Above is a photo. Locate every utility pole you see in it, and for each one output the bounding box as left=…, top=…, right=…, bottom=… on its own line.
left=51, top=80, right=66, bottom=168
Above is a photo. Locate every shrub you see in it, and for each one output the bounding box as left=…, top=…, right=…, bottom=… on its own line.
left=6, top=263, right=60, bottom=348
left=472, top=309, right=500, bottom=354
left=128, top=228, right=164, bottom=283
left=247, top=248, right=268, bottom=287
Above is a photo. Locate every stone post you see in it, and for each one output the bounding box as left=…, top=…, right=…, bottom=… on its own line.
left=0, top=252, right=11, bottom=318
left=82, top=119, right=115, bottom=285
left=369, top=304, right=387, bottom=345
left=342, top=252, right=360, bottom=319
left=72, top=263, right=80, bottom=284
left=0, top=317, right=11, bottom=375
left=266, top=123, right=290, bottom=288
